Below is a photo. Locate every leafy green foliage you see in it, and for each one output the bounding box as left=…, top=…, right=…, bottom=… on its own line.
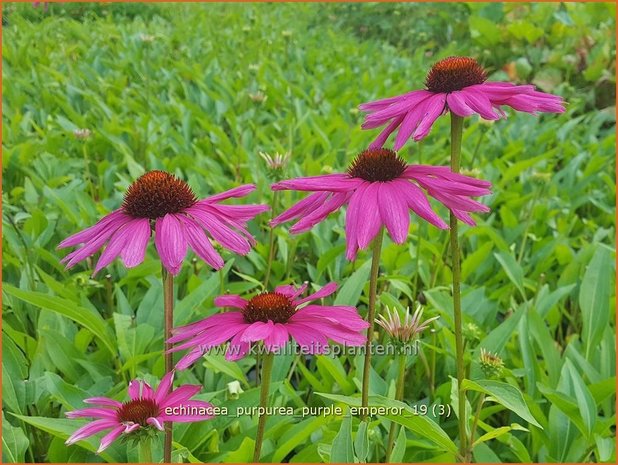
left=2, top=2, right=615, bottom=463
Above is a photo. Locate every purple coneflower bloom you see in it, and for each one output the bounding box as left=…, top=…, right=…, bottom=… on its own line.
left=65, top=371, right=213, bottom=453
left=58, top=170, right=269, bottom=275
left=271, top=148, right=491, bottom=260
left=360, top=56, right=565, bottom=149
left=168, top=282, right=368, bottom=369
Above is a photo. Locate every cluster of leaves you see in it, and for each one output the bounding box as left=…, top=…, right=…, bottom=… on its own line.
left=2, top=2, right=616, bottom=463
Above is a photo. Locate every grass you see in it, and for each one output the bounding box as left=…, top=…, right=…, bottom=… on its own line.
left=2, top=2, right=616, bottom=463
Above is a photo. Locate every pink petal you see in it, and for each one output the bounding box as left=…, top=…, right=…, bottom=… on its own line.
left=93, top=219, right=142, bottom=275
left=170, top=321, right=247, bottom=352
left=275, top=282, right=308, bottom=300
left=147, top=417, right=164, bottom=431
left=155, top=214, right=188, bottom=275
left=58, top=210, right=128, bottom=249
left=395, top=179, right=448, bottom=229
left=458, top=88, right=501, bottom=120
left=272, top=174, right=363, bottom=192
left=295, top=282, right=338, bottom=305
left=179, top=216, right=224, bottom=269
left=289, top=192, right=349, bottom=234
left=119, top=218, right=151, bottom=268
left=84, top=397, right=122, bottom=408
left=363, top=90, right=432, bottom=126
left=175, top=346, right=207, bottom=370
left=187, top=207, right=250, bottom=255
left=160, top=385, right=202, bottom=409
left=410, top=93, right=447, bottom=143
left=225, top=329, right=251, bottom=361
left=97, top=425, right=125, bottom=453
left=447, top=91, right=476, bottom=117
left=214, top=295, right=248, bottom=310
left=368, top=114, right=405, bottom=149
left=154, top=371, right=175, bottom=404
left=169, top=312, right=247, bottom=343
left=65, top=408, right=117, bottom=420
left=264, top=323, right=289, bottom=351
left=240, top=321, right=274, bottom=342
left=344, top=182, right=369, bottom=260
left=204, top=184, right=256, bottom=203
left=355, top=182, right=382, bottom=250
left=127, top=380, right=141, bottom=401
left=378, top=182, right=410, bottom=244
left=285, top=322, right=330, bottom=353
left=65, top=419, right=117, bottom=445
left=270, top=192, right=330, bottom=226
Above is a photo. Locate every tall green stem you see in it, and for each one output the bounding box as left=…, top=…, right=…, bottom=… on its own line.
left=449, top=113, right=467, bottom=462
left=361, top=228, right=385, bottom=420
left=385, top=352, right=407, bottom=461
left=264, top=190, right=280, bottom=288
left=253, top=351, right=275, bottom=462
left=162, top=267, right=174, bottom=463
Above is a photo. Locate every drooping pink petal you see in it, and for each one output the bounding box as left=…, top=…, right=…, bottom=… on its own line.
left=359, top=89, right=425, bottom=112
left=65, top=408, right=117, bottom=420
left=368, top=114, right=405, bottom=149
left=203, top=184, right=256, bottom=203
left=293, top=319, right=367, bottom=346
left=225, top=329, right=251, bottom=361
left=240, top=321, right=274, bottom=343
left=395, top=179, right=448, bottom=229
left=285, top=322, right=330, bottom=354
left=363, top=90, right=433, bottom=127
left=392, top=95, right=435, bottom=150
left=123, top=423, right=140, bottom=434
left=213, top=295, right=248, bottom=310
left=294, top=282, right=338, bottom=306
left=155, top=214, right=188, bottom=275
left=84, top=397, right=123, bottom=408
left=92, top=219, right=144, bottom=275
left=127, top=380, right=141, bottom=401
left=65, top=419, right=117, bottom=445
left=430, top=190, right=491, bottom=213
left=176, top=346, right=207, bottom=371
left=355, top=182, right=382, bottom=250
left=270, top=192, right=330, bottom=226
left=446, top=91, right=476, bottom=117
left=458, top=88, right=501, bottom=120
left=264, top=323, right=289, bottom=351
left=410, top=93, right=447, bottom=143
left=170, top=321, right=247, bottom=352
left=378, top=182, right=410, bottom=244
left=296, top=305, right=370, bottom=331
left=186, top=206, right=251, bottom=255
left=272, top=174, right=363, bottom=192
left=58, top=210, right=129, bottom=249
left=344, top=182, right=369, bottom=260
left=119, top=217, right=151, bottom=268
left=97, top=424, right=125, bottom=453
left=289, top=192, right=350, bottom=234
left=179, top=215, right=224, bottom=270
left=169, top=311, right=246, bottom=343
left=206, top=203, right=270, bottom=222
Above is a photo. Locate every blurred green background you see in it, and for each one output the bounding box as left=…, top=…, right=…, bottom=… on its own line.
left=2, top=2, right=616, bottom=463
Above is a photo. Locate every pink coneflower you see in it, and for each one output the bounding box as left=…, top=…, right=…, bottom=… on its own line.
left=65, top=371, right=213, bottom=453
left=58, top=170, right=269, bottom=275
left=360, top=56, right=565, bottom=149
left=168, top=282, right=369, bottom=369
left=270, top=148, right=491, bottom=260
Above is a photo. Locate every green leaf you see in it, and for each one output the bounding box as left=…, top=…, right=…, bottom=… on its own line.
left=334, top=259, right=371, bottom=306
left=579, top=246, right=612, bottom=359
left=3, top=284, right=116, bottom=354
left=317, top=393, right=457, bottom=455
left=354, top=420, right=369, bottom=462
left=493, top=251, right=525, bottom=299
left=2, top=413, right=29, bottom=463
left=565, top=360, right=596, bottom=437
left=389, top=426, right=407, bottom=463
left=461, top=379, right=542, bottom=428
left=330, top=412, right=354, bottom=463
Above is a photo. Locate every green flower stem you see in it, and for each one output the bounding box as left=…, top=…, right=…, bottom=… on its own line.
left=162, top=267, right=174, bottom=463
left=385, top=352, right=407, bottom=461
left=253, top=351, right=275, bottom=462
left=469, top=393, right=486, bottom=448
left=264, top=190, right=281, bottom=288
left=361, top=227, right=385, bottom=420
left=449, top=113, right=468, bottom=462
left=138, top=436, right=153, bottom=463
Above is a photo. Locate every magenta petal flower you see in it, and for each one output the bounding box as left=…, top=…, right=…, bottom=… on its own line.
left=65, top=371, right=214, bottom=453
left=271, top=149, right=492, bottom=260
left=57, top=171, right=269, bottom=275
left=168, top=281, right=369, bottom=369
left=360, top=56, right=565, bottom=150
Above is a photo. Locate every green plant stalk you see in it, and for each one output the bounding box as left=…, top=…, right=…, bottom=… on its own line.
left=253, top=351, right=275, bottom=462
left=449, top=113, right=467, bottom=462
left=361, top=227, right=385, bottom=420
left=162, top=267, right=174, bottom=463
left=139, top=437, right=153, bottom=463
left=469, top=393, right=486, bottom=448
left=264, top=190, right=280, bottom=287
left=385, top=352, right=407, bottom=461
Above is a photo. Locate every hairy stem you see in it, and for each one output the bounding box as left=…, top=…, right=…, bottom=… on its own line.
left=253, top=351, right=275, bottom=462
left=162, top=267, right=174, bottom=463
left=449, top=113, right=468, bottom=462
left=361, top=227, right=385, bottom=420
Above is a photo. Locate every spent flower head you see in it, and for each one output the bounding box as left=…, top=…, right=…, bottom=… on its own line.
left=73, top=128, right=92, bottom=140
left=479, top=348, right=504, bottom=379
left=376, top=305, right=439, bottom=345
left=259, top=151, right=290, bottom=175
